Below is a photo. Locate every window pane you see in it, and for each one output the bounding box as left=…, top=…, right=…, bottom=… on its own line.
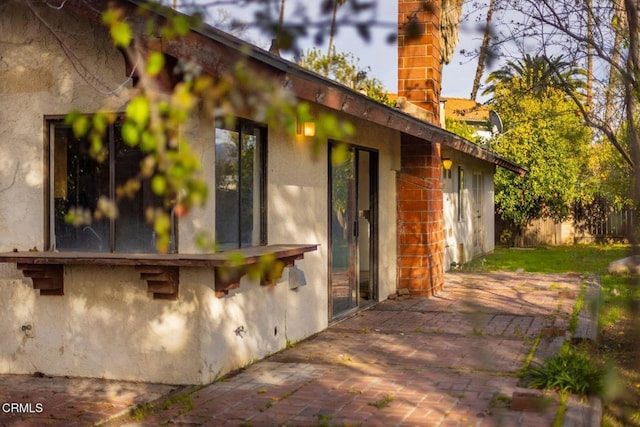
left=240, top=132, right=261, bottom=247
left=53, top=124, right=109, bottom=252
left=113, top=124, right=159, bottom=253
left=215, top=128, right=240, bottom=250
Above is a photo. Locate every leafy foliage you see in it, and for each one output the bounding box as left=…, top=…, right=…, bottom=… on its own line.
left=299, top=47, right=393, bottom=106
left=572, top=129, right=633, bottom=234
left=525, top=345, right=602, bottom=396
left=444, top=116, right=482, bottom=144
left=488, top=58, right=591, bottom=235
left=482, top=54, right=587, bottom=99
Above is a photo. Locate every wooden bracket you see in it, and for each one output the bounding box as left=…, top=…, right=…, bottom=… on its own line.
left=214, top=266, right=244, bottom=298
left=17, top=263, right=64, bottom=296
left=214, top=254, right=303, bottom=297
left=259, top=255, right=301, bottom=287
left=136, top=266, right=179, bottom=300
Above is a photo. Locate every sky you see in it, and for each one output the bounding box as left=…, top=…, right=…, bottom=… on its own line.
left=296, top=1, right=485, bottom=99
left=190, top=1, right=491, bottom=101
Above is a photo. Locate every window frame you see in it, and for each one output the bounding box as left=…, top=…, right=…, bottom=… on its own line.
left=214, top=118, right=268, bottom=251
left=45, top=115, right=173, bottom=253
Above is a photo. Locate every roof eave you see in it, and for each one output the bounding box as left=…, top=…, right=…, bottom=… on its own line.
left=67, top=0, right=526, bottom=175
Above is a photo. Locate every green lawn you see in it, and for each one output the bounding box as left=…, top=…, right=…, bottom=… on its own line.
left=462, top=244, right=630, bottom=274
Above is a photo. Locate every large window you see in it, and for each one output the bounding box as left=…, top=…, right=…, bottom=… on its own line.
left=215, top=120, right=266, bottom=251
left=48, top=119, right=166, bottom=253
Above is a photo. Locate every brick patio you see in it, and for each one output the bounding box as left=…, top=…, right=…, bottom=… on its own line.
left=0, top=272, right=586, bottom=426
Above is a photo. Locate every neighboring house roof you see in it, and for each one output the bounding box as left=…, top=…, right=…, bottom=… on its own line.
left=66, top=0, right=525, bottom=176
left=442, top=97, right=490, bottom=124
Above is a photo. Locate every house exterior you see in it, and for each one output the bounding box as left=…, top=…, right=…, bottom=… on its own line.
left=440, top=144, right=500, bottom=268
left=437, top=98, right=509, bottom=268
left=441, top=97, right=494, bottom=141
left=0, top=0, right=523, bottom=385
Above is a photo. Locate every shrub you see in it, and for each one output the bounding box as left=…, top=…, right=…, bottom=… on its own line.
left=525, top=345, right=602, bottom=395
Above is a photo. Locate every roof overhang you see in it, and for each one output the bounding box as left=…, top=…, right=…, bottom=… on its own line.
left=62, top=0, right=526, bottom=176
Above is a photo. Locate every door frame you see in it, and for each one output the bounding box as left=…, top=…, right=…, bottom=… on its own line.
left=327, top=141, right=378, bottom=322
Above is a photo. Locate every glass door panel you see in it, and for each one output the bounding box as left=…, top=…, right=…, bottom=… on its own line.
left=330, top=145, right=357, bottom=318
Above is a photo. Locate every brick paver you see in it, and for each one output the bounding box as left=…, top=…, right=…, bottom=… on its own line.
left=0, top=272, right=584, bottom=426
left=0, top=375, right=178, bottom=426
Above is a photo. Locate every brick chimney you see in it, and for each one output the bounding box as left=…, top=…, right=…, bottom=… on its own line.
left=396, top=0, right=445, bottom=297
left=397, top=0, right=443, bottom=125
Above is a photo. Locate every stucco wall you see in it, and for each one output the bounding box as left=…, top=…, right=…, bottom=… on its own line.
left=442, top=152, right=496, bottom=270
left=0, top=3, right=131, bottom=252
left=0, top=3, right=399, bottom=384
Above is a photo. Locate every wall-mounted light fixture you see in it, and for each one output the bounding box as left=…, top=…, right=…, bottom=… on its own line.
left=297, top=121, right=316, bottom=137
left=442, top=158, right=453, bottom=170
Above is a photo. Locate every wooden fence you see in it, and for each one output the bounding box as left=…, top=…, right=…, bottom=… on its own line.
left=496, top=210, right=634, bottom=246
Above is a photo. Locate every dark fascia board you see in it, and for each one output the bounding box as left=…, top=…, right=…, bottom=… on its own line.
left=66, top=0, right=526, bottom=176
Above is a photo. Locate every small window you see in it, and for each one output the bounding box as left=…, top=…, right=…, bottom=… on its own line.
left=215, top=120, right=266, bottom=251
left=48, top=119, right=169, bottom=253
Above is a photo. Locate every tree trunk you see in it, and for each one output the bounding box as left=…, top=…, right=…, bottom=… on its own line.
left=622, top=0, right=640, bottom=378
left=586, top=0, right=593, bottom=109
left=327, top=0, right=344, bottom=56
left=470, top=0, right=496, bottom=101
left=605, top=0, right=626, bottom=123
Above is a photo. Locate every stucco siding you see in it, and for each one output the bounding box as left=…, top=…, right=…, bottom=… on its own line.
left=0, top=3, right=131, bottom=253
left=442, top=152, right=496, bottom=270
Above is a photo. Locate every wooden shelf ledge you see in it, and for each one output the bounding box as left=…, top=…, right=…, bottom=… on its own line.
left=0, top=244, right=317, bottom=299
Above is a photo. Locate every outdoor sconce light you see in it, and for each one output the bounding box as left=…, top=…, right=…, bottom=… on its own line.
left=442, top=158, right=453, bottom=170
left=297, top=121, right=316, bottom=137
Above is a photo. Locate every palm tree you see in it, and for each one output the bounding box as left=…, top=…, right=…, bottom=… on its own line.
left=470, top=0, right=496, bottom=101
left=268, top=0, right=287, bottom=55
left=327, top=0, right=346, bottom=56
left=604, top=0, right=626, bottom=123
left=482, top=54, right=586, bottom=99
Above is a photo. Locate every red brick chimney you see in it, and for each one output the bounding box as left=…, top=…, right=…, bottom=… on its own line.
left=396, top=0, right=445, bottom=297
left=397, top=0, right=443, bottom=125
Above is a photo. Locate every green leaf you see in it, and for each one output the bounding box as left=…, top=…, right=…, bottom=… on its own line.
left=110, top=21, right=132, bottom=48
left=331, top=143, right=349, bottom=165
left=93, top=113, right=109, bottom=134
left=89, top=134, right=105, bottom=160
left=64, top=110, right=81, bottom=125
left=71, top=115, right=89, bottom=138
left=154, top=213, right=171, bottom=235
left=140, top=130, right=158, bottom=153
left=126, top=96, right=151, bottom=128
left=121, top=121, right=139, bottom=146
left=172, top=15, right=191, bottom=36
left=227, top=252, right=246, bottom=266
left=186, top=180, right=208, bottom=207
left=169, top=163, right=187, bottom=179
left=151, top=175, right=167, bottom=196
left=147, top=52, right=165, bottom=77
left=101, top=9, right=119, bottom=25
left=341, top=121, right=356, bottom=137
